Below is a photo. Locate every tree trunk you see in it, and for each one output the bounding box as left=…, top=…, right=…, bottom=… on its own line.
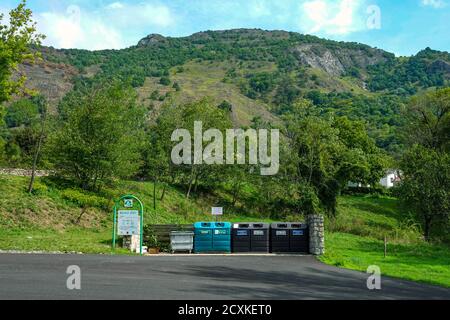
left=186, top=166, right=195, bottom=199
left=424, top=216, right=432, bottom=241
left=160, top=183, right=167, bottom=201
left=28, top=105, right=48, bottom=194
left=193, top=172, right=201, bottom=193
left=75, top=206, right=87, bottom=225
left=153, top=178, right=157, bottom=210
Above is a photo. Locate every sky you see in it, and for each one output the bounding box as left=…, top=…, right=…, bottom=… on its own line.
left=0, top=0, right=449, bottom=56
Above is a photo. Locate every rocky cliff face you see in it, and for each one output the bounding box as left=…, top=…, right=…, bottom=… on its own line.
left=292, top=44, right=388, bottom=77
left=137, top=34, right=168, bottom=47
left=18, top=60, right=78, bottom=111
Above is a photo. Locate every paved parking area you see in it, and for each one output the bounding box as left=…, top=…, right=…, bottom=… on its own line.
left=0, top=253, right=449, bottom=300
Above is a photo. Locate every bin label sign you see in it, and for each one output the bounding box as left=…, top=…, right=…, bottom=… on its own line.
left=215, top=230, right=227, bottom=235
left=117, top=210, right=140, bottom=235
left=212, top=207, right=223, bottom=216
left=237, top=230, right=249, bottom=236
left=276, top=230, right=287, bottom=236
left=253, top=230, right=265, bottom=236
left=293, top=230, right=304, bottom=236
left=200, top=230, right=210, bottom=235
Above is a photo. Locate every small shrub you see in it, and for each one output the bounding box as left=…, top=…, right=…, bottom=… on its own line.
left=61, top=189, right=109, bottom=210
left=159, top=76, right=171, bottom=86
left=30, top=181, right=48, bottom=196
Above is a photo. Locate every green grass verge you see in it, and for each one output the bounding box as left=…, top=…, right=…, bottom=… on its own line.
left=320, top=232, right=450, bottom=288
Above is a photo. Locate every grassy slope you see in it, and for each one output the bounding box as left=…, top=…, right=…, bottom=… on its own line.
left=0, top=175, right=448, bottom=287
left=0, top=175, right=270, bottom=254
left=322, top=196, right=450, bottom=288
left=136, top=60, right=281, bottom=127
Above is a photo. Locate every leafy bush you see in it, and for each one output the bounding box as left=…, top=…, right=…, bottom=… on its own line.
left=159, top=76, right=171, bottom=86
left=61, top=189, right=109, bottom=210
left=30, top=181, right=48, bottom=196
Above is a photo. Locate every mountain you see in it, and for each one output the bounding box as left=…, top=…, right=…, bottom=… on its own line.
left=16, top=29, right=450, bottom=153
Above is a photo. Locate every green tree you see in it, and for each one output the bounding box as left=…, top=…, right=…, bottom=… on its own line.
left=402, top=88, right=450, bottom=152
left=398, top=88, right=450, bottom=240
left=398, top=145, right=449, bottom=241
left=282, top=100, right=387, bottom=216
left=0, top=0, right=44, bottom=104
left=48, top=82, right=145, bottom=191
left=155, top=98, right=232, bottom=198
left=218, top=100, right=232, bottom=112
left=5, top=98, right=39, bottom=128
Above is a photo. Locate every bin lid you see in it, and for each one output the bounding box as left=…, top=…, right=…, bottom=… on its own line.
left=233, top=222, right=270, bottom=229
left=170, top=231, right=194, bottom=235
left=289, top=222, right=308, bottom=229
left=194, top=222, right=231, bottom=228
left=213, top=222, right=231, bottom=228
left=232, top=223, right=251, bottom=229
left=194, top=222, right=213, bottom=228
left=250, top=222, right=270, bottom=229
left=270, top=222, right=289, bottom=228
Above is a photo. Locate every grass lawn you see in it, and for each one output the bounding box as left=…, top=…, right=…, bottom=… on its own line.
left=320, top=232, right=450, bottom=288
left=0, top=228, right=129, bottom=255
left=322, top=195, right=450, bottom=288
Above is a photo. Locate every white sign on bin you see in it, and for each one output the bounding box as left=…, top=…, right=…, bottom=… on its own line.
left=212, top=207, right=223, bottom=216
left=118, top=210, right=140, bottom=236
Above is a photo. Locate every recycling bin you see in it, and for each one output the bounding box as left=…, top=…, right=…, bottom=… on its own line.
left=250, top=223, right=270, bottom=253
left=212, top=222, right=232, bottom=253
left=170, top=231, right=194, bottom=253
left=289, top=223, right=309, bottom=253
left=270, top=223, right=290, bottom=253
left=232, top=223, right=251, bottom=253
left=194, top=222, right=231, bottom=253
left=194, top=222, right=214, bottom=253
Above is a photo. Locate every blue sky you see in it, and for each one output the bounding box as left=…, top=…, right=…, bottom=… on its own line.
left=0, top=0, right=449, bottom=56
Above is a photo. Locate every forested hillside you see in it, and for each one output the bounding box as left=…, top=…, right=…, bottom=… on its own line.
left=13, top=29, right=450, bottom=156
left=1, top=26, right=449, bottom=244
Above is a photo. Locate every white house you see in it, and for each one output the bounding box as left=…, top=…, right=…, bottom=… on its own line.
left=379, top=170, right=401, bottom=189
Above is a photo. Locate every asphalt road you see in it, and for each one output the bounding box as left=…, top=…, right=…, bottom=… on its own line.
left=0, top=253, right=449, bottom=300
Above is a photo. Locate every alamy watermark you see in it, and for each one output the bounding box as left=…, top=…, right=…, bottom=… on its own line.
left=366, top=5, right=382, bottom=30
left=367, top=265, right=381, bottom=290
left=66, top=265, right=81, bottom=290
left=171, top=122, right=280, bottom=176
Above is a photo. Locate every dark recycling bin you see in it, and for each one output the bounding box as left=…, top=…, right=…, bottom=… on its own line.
left=270, top=223, right=290, bottom=253
left=289, top=223, right=309, bottom=253
left=250, top=223, right=270, bottom=253
left=270, top=222, right=310, bottom=253
left=232, top=223, right=270, bottom=253
left=232, top=223, right=251, bottom=253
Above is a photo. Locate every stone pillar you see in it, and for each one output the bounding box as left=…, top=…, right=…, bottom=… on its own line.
left=308, top=215, right=325, bottom=255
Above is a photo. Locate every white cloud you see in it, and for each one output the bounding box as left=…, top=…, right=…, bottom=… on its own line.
left=300, top=0, right=366, bottom=35
left=37, top=5, right=123, bottom=50
left=105, top=3, right=175, bottom=28
left=249, top=0, right=272, bottom=18
left=421, top=0, right=447, bottom=8
left=107, top=2, right=125, bottom=10
left=34, top=3, right=175, bottom=50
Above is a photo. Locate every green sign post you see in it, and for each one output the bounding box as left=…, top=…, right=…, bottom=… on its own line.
left=112, top=195, right=144, bottom=255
